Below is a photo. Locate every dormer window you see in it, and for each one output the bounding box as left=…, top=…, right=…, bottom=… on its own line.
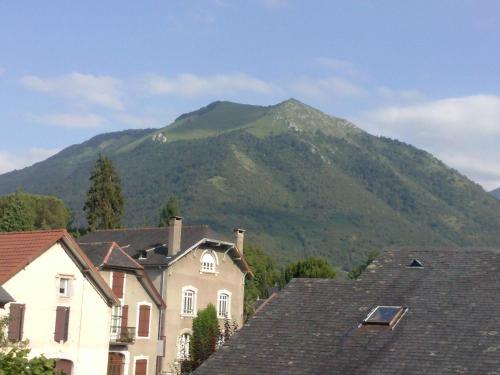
left=201, top=252, right=216, bottom=273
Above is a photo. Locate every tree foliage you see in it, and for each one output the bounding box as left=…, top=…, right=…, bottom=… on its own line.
left=281, top=256, right=336, bottom=286
left=0, top=191, right=71, bottom=232
left=0, top=316, right=55, bottom=374
left=348, top=250, right=379, bottom=279
left=158, top=196, right=181, bottom=227
left=187, top=303, right=221, bottom=371
left=83, top=154, right=124, bottom=230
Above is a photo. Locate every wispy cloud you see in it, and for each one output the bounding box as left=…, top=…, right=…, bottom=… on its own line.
left=144, top=73, right=281, bottom=98
left=115, top=113, right=162, bottom=129
left=290, top=76, right=366, bottom=99
left=262, top=0, right=289, bottom=9
left=0, top=148, right=61, bottom=175
left=359, top=94, right=500, bottom=189
left=316, top=57, right=366, bottom=80
left=29, top=113, right=106, bottom=128
left=20, top=72, right=124, bottom=110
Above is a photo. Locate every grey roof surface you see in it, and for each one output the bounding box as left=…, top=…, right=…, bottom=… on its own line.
left=79, top=226, right=232, bottom=266
left=196, top=248, right=500, bottom=375
left=78, top=242, right=142, bottom=270
left=0, top=286, right=13, bottom=305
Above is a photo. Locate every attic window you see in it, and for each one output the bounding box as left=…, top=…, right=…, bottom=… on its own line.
left=407, top=259, right=423, bottom=268
left=362, top=306, right=407, bottom=327
left=138, top=250, right=148, bottom=260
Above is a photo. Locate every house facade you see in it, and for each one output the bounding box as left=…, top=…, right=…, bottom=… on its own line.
left=78, top=241, right=166, bottom=375
left=80, top=217, right=251, bottom=374
left=0, top=230, right=118, bottom=375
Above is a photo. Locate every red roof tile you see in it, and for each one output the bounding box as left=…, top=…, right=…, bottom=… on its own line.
left=0, top=229, right=67, bottom=284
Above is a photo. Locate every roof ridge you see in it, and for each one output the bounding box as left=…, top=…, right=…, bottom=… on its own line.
left=93, top=224, right=210, bottom=232
left=0, top=229, right=66, bottom=235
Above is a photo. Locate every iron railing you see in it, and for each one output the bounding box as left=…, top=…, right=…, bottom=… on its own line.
left=110, top=326, right=136, bottom=344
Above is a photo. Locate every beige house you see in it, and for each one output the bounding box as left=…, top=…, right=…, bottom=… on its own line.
left=80, top=217, right=252, bottom=374
left=79, top=241, right=166, bottom=375
left=0, top=229, right=118, bottom=375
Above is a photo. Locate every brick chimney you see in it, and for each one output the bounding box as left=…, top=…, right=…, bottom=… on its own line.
left=233, top=228, right=245, bottom=254
left=168, top=216, right=182, bottom=257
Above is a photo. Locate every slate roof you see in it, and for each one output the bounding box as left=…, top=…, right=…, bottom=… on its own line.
left=79, top=226, right=251, bottom=274
left=0, top=286, right=13, bottom=306
left=78, top=242, right=142, bottom=270
left=196, top=248, right=500, bottom=375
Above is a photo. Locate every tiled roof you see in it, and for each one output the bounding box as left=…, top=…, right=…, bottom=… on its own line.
left=78, top=242, right=143, bottom=270
left=196, top=248, right=500, bottom=374
left=0, top=229, right=67, bottom=284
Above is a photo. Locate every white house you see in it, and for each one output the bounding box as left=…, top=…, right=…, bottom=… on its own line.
left=0, top=229, right=118, bottom=375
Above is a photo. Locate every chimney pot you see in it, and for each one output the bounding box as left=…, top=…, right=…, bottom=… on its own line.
left=234, top=228, right=245, bottom=254
left=168, top=216, right=183, bottom=257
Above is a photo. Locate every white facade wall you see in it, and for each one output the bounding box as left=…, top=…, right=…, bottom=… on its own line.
left=1, top=242, right=111, bottom=375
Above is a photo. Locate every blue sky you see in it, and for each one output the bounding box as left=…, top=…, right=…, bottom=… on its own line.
left=0, top=0, right=499, bottom=188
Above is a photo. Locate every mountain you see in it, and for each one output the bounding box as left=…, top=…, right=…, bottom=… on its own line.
left=490, top=188, right=500, bottom=199
left=1, top=99, right=500, bottom=269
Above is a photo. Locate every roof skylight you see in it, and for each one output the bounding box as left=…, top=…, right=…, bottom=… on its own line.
left=362, top=306, right=407, bottom=328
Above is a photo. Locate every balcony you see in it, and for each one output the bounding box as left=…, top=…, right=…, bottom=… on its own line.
left=110, top=326, right=136, bottom=344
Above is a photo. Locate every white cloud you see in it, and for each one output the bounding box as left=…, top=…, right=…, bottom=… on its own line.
left=290, top=76, right=366, bottom=99
left=29, top=113, right=106, bottom=128
left=376, top=86, right=425, bottom=102
left=20, top=72, right=124, bottom=110
left=0, top=148, right=61, bottom=175
left=316, top=57, right=366, bottom=80
left=359, top=94, right=500, bottom=189
left=144, top=73, right=281, bottom=98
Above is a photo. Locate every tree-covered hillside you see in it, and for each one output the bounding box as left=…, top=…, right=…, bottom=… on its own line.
left=1, top=99, right=499, bottom=269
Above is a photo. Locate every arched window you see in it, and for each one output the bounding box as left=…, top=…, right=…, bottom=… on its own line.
left=181, top=286, right=197, bottom=316
left=201, top=252, right=216, bottom=272
left=217, top=290, right=231, bottom=318
left=177, top=333, right=191, bottom=359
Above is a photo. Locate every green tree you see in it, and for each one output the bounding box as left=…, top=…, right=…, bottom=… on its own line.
left=83, top=154, right=124, bottom=230
left=188, top=303, right=221, bottom=371
left=281, top=256, right=336, bottom=286
left=348, top=250, right=379, bottom=279
left=0, top=191, right=34, bottom=232
left=243, top=244, right=281, bottom=319
left=0, top=316, right=55, bottom=374
left=158, top=196, right=181, bottom=227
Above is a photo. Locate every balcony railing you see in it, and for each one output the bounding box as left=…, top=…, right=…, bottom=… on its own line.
left=110, top=326, right=136, bottom=344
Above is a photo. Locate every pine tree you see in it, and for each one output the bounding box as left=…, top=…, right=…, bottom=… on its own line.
left=83, top=154, right=124, bottom=230
left=158, top=196, right=180, bottom=227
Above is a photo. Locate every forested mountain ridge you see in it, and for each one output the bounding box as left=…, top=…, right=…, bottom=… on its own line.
left=1, top=99, right=499, bottom=269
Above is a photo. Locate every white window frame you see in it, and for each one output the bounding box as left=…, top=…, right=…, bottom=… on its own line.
left=110, top=305, right=122, bottom=340
left=55, top=274, right=74, bottom=298
left=135, top=301, right=152, bottom=339
left=217, top=289, right=232, bottom=319
left=200, top=250, right=219, bottom=274
left=176, top=330, right=193, bottom=360
left=132, top=355, right=148, bottom=375
left=181, top=286, right=198, bottom=317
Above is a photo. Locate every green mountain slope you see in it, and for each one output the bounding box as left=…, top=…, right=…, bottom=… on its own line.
left=1, top=99, right=499, bottom=269
left=490, top=188, right=500, bottom=199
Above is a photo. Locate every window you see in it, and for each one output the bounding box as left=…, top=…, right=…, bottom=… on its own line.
left=134, top=358, right=148, bottom=375
left=110, top=305, right=122, bottom=339
left=177, top=333, right=191, bottom=359
left=112, top=272, right=125, bottom=299
left=181, top=287, right=197, bottom=316
left=59, top=278, right=69, bottom=297
left=217, top=291, right=231, bottom=318
left=137, top=304, right=151, bottom=338
left=201, top=252, right=216, bottom=272
left=54, top=306, right=70, bottom=342
left=362, top=306, right=407, bottom=328
left=55, top=359, right=73, bottom=375
left=8, top=303, right=25, bottom=342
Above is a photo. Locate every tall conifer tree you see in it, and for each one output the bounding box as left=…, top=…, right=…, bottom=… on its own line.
left=158, top=196, right=180, bottom=227
left=84, top=154, right=124, bottom=230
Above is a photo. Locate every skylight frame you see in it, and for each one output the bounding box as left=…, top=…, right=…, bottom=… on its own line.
left=362, top=305, right=407, bottom=328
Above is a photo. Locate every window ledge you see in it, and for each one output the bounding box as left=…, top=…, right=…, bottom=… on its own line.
left=199, top=270, right=218, bottom=274
left=180, top=313, right=197, bottom=318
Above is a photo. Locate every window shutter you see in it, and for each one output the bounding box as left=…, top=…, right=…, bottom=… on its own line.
left=8, top=303, right=25, bottom=341
left=134, top=359, right=147, bottom=375
left=138, top=305, right=150, bottom=337
left=112, top=272, right=125, bottom=299
left=120, top=305, right=129, bottom=338
left=54, top=306, right=70, bottom=342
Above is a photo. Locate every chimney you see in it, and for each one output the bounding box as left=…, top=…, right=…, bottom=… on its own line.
left=168, top=216, right=182, bottom=257
left=234, top=228, right=245, bottom=254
